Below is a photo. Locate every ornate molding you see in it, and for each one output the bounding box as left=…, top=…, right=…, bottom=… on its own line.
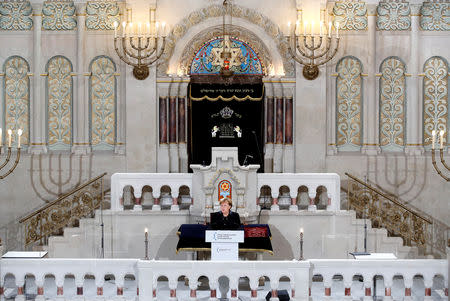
left=377, top=1, right=411, bottom=31
left=157, top=4, right=293, bottom=77
left=85, top=1, right=119, bottom=30
left=420, top=2, right=450, bottom=31
left=0, top=0, right=33, bottom=30
left=333, top=1, right=368, bottom=31
left=178, top=25, right=270, bottom=77
left=42, top=0, right=77, bottom=31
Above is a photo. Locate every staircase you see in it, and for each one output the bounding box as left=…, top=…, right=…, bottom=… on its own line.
left=344, top=172, right=449, bottom=258
left=15, top=173, right=109, bottom=252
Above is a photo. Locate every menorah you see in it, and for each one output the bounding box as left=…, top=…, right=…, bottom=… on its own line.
left=0, top=128, right=23, bottom=180
left=113, top=10, right=167, bottom=80
left=431, top=130, right=449, bottom=182
left=286, top=19, right=340, bottom=80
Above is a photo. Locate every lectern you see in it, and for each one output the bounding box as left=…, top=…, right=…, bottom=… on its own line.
left=205, top=230, right=244, bottom=261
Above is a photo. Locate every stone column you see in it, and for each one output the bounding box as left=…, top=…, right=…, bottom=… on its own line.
left=169, top=279, right=178, bottom=301
left=35, top=279, right=45, bottom=301
left=363, top=280, right=372, bottom=301
left=209, top=278, right=218, bottom=301
left=362, top=4, right=380, bottom=155
left=16, top=279, right=25, bottom=301
left=249, top=278, right=258, bottom=301
left=189, top=282, right=197, bottom=301
left=178, top=95, right=188, bottom=172
left=384, top=278, right=393, bottom=301
left=55, top=277, right=64, bottom=300
left=157, top=95, right=170, bottom=172
left=424, top=277, right=433, bottom=301
left=283, top=95, right=295, bottom=172
left=73, top=5, right=89, bottom=154
left=269, top=280, right=279, bottom=301
left=273, top=96, right=284, bottom=172
left=115, top=277, right=124, bottom=301
left=264, top=96, right=275, bottom=172
left=30, top=4, right=46, bottom=154
left=169, top=96, right=179, bottom=172
left=406, top=4, right=424, bottom=155
left=323, top=278, right=332, bottom=300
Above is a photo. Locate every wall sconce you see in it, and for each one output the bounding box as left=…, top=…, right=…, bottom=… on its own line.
left=285, top=12, right=340, bottom=80
left=113, top=8, right=168, bottom=80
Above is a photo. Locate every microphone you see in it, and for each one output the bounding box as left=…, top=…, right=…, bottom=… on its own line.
left=243, top=154, right=254, bottom=166
left=250, top=131, right=263, bottom=171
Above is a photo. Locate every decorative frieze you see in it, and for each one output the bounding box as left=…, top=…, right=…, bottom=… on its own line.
left=42, top=0, right=77, bottom=31
left=377, top=1, right=411, bottom=31
left=0, top=0, right=33, bottom=30
left=3, top=56, right=30, bottom=147
left=379, top=57, right=406, bottom=151
left=423, top=57, right=448, bottom=149
left=336, top=56, right=363, bottom=151
left=90, top=56, right=116, bottom=150
left=46, top=56, right=72, bottom=150
left=85, top=1, right=120, bottom=30
left=420, top=2, right=450, bottom=31
left=333, top=1, right=368, bottom=31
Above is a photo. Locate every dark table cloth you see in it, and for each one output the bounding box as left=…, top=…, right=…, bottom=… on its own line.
left=176, top=224, right=273, bottom=254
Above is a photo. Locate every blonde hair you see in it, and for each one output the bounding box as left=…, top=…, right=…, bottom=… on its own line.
left=219, top=197, right=233, bottom=208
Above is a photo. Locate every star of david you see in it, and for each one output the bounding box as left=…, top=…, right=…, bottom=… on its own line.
left=211, top=37, right=243, bottom=69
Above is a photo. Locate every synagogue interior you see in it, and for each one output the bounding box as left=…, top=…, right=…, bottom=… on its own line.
left=0, top=0, right=448, bottom=300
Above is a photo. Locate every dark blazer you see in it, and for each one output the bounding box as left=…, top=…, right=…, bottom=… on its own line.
left=210, top=211, right=241, bottom=230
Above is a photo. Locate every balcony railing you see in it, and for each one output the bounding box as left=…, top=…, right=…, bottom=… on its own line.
left=0, top=258, right=447, bottom=301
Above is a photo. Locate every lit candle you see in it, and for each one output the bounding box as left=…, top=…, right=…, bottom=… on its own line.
left=303, top=20, right=307, bottom=35
left=328, top=21, right=332, bottom=38
left=311, top=21, right=314, bottom=35
left=0, top=128, right=2, bottom=147
left=295, top=20, right=300, bottom=36
left=155, top=22, right=159, bottom=37
left=138, top=23, right=142, bottom=37
left=17, top=129, right=22, bottom=149
left=161, top=22, right=166, bottom=37
left=320, top=21, right=323, bottom=36
left=440, top=130, right=445, bottom=149
left=287, top=21, right=291, bottom=35
left=113, top=21, right=118, bottom=38
left=122, top=22, right=126, bottom=37
left=146, top=22, right=150, bottom=36
left=336, top=22, right=339, bottom=38
left=300, top=228, right=304, bottom=238
left=8, top=129, right=12, bottom=147
left=432, top=130, right=436, bottom=149
left=145, top=227, right=148, bottom=239
left=128, top=22, right=133, bottom=36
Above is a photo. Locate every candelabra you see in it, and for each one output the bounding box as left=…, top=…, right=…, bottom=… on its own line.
left=431, top=130, right=449, bottom=181
left=0, top=128, right=23, bottom=180
left=113, top=10, right=167, bottom=80
left=299, top=228, right=304, bottom=260
left=144, top=228, right=149, bottom=260
left=286, top=19, right=340, bottom=80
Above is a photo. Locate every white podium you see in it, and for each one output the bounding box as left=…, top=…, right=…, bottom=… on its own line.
left=205, top=230, right=244, bottom=261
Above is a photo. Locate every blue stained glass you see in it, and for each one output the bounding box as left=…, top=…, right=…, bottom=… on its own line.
left=190, top=37, right=263, bottom=75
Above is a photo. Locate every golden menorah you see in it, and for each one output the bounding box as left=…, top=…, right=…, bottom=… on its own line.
left=0, top=128, right=23, bottom=180
left=431, top=130, right=449, bottom=182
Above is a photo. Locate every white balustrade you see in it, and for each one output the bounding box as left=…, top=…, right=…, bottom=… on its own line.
left=1, top=259, right=447, bottom=301
left=111, top=173, right=193, bottom=211
left=257, top=173, right=341, bottom=211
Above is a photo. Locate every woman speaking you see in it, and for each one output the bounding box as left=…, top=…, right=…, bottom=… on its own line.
left=210, top=197, right=241, bottom=230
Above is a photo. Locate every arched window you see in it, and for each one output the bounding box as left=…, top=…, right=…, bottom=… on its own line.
left=190, top=37, right=264, bottom=75
left=46, top=55, right=73, bottom=150
left=336, top=56, right=363, bottom=151
left=379, top=56, right=406, bottom=151
left=89, top=55, right=116, bottom=150
left=423, top=56, right=448, bottom=150
left=3, top=56, right=30, bottom=147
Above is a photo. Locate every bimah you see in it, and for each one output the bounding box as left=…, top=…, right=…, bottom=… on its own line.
left=205, top=230, right=244, bottom=261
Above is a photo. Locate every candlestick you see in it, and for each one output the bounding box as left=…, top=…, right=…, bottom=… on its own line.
left=287, top=21, right=291, bottom=36
left=440, top=130, right=445, bottom=149
left=303, top=20, right=307, bottom=36
left=295, top=20, right=300, bottom=36
left=328, top=21, right=332, bottom=38
left=155, top=22, right=159, bottom=37
left=320, top=21, right=323, bottom=36
left=161, top=22, right=166, bottom=37
left=311, top=21, right=314, bottom=35
left=146, top=22, right=150, bottom=36
left=113, top=21, right=118, bottom=38
left=144, top=228, right=149, bottom=260
left=122, top=22, right=126, bottom=37
left=17, top=129, right=22, bottom=149
left=432, top=130, right=436, bottom=150
left=299, top=228, right=304, bottom=260
left=138, top=23, right=142, bottom=37
left=8, top=129, right=12, bottom=147
left=0, top=128, right=2, bottom=147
